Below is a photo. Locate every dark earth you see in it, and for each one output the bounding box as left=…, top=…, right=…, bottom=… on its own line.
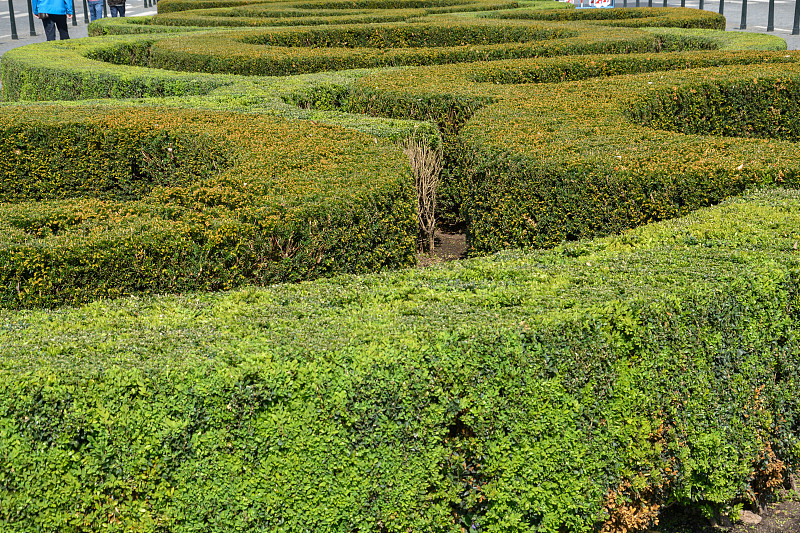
left=415, top=231, right=467, bottom=267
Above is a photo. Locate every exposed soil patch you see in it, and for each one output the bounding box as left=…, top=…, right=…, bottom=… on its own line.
left=728, top=501, right=800, bottom=533
left=416, top=230, right=467, bottom=267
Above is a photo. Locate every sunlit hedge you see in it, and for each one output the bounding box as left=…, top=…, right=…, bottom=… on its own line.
left=483, top=5, right=726, bottom=28
left=1, top=4, right=800, bottom=530
left=1, top=190, right=798, bottom=532
left=0, top=6, right=797, bottom=289
left=112, top=21, right=721, bottom=76
left=0, top=6, right=763, bottom=309
left=151, top=0, right=520, bottom=26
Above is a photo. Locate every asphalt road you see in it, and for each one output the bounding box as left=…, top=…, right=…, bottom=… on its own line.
left=0, top=0, right=798, bottom=57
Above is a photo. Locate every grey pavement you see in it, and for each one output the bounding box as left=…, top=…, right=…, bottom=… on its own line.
left=0, top=2, right=156, bottom=57
left=720, top=0, right=800, bottom=49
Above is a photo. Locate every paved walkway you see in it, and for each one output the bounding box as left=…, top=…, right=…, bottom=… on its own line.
left=719, top=0, right=800, bottom=49
left=0, top=3, right=156, bottom=57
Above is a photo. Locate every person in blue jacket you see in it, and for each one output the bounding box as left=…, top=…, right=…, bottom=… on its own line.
left=31, top=0, right=73, bottom=41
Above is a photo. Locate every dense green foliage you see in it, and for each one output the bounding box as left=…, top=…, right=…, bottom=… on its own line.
left=81, top=21, right=721, bottom=78
left=1, top=190, right=799, bottom=532
left=483, top=5, right=725, bottom=27
left=1, top=6, right=781, bottom=305
left=1, top=1, right=800, bottom=531
left=0, top=106, right=416, bottom=307
left=347, top=50, right=800, bottom=250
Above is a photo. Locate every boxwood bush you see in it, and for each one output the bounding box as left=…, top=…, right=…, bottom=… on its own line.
left=1, top=190, right=798, bottom=532
left=0, top=106, right=416, bottom=307
left=117, top=21, right=718, bottom=76
left=150, top=0, right=520, bottom=27
left=482, top=5, right=726, bottom=28
left=0, top=7, right=766, bottom=308
left=346, top=50, right=800, bottom=250
left=1, top=3, right=800, bottom=530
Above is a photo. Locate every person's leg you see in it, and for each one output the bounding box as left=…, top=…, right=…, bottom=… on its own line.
left=40, top=16, right=56, bottom=41
left=117, top=4, right=125, bottom=16
left=89, top=2, right=102, bottom=20
left=51, top=14, right=69, bottom=39
left=110, top=5, right=118, bottom=16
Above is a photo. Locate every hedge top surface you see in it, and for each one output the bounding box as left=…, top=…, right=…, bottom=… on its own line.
left=0, top=7, right=793, bottom=305
left=0, top=105, right=407, bottom=208
left=152, top=0, right=521, bottom=26
left=0, top=103, right=418, bottom=307
left=3, top=187, right=799, bottom=370
left=119, top=17, right=724, bottom=76
left=342, top=48, right=800, bottom=251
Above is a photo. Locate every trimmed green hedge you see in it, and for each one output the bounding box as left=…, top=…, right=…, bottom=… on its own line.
left=346, top=50, right=800, bottom=250
left=0, top=14, right=794, bottom=302
left=459, top=60, right=800, bottom=252
left=151, top=0, right=519, bottom=27
left=631, top=76, right=800, bottom=140
left=1, top=190, right=798, bottom=532
left=154, top=0, right=513, bottom=13
left=0, top=35, right=441, bottom=145
left=88, top=17, right=208, bottom=36
left=133, top=21, right=717, bottom=76
left=465, top=48, right=794, bottom=83
left=0, top=106, right=416, bottom=307
left=483, top=6, right=726, bottom=29
left=1, top=0, right=800, bottom=530
left=0, top=35, right=229, bottom=101
left=156, top=0, right=279, bottom=13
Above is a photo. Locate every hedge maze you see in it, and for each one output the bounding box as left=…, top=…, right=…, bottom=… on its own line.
left=1, top=2, right=800, bottom=532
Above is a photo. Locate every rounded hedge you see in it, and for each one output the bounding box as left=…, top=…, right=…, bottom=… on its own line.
left=1, top=1, right=800, bottom=532
left=0, top=6, right=756, bottom=307
left=344, top=49, right=800, bottom=251
left=1, top=189, right=799, bottom=533
left=0, top=106, right=416, bottom=307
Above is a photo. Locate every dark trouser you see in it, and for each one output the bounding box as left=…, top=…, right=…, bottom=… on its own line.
left=41, top=14, right=70, bottom=41
left=110, top=4, right=125, bottom=16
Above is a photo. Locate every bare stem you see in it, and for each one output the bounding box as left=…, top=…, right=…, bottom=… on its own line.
left=403, top=138, right=443, bottom=254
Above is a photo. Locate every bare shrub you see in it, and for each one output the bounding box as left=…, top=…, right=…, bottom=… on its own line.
left=403, top=138, right=443, bottom=253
